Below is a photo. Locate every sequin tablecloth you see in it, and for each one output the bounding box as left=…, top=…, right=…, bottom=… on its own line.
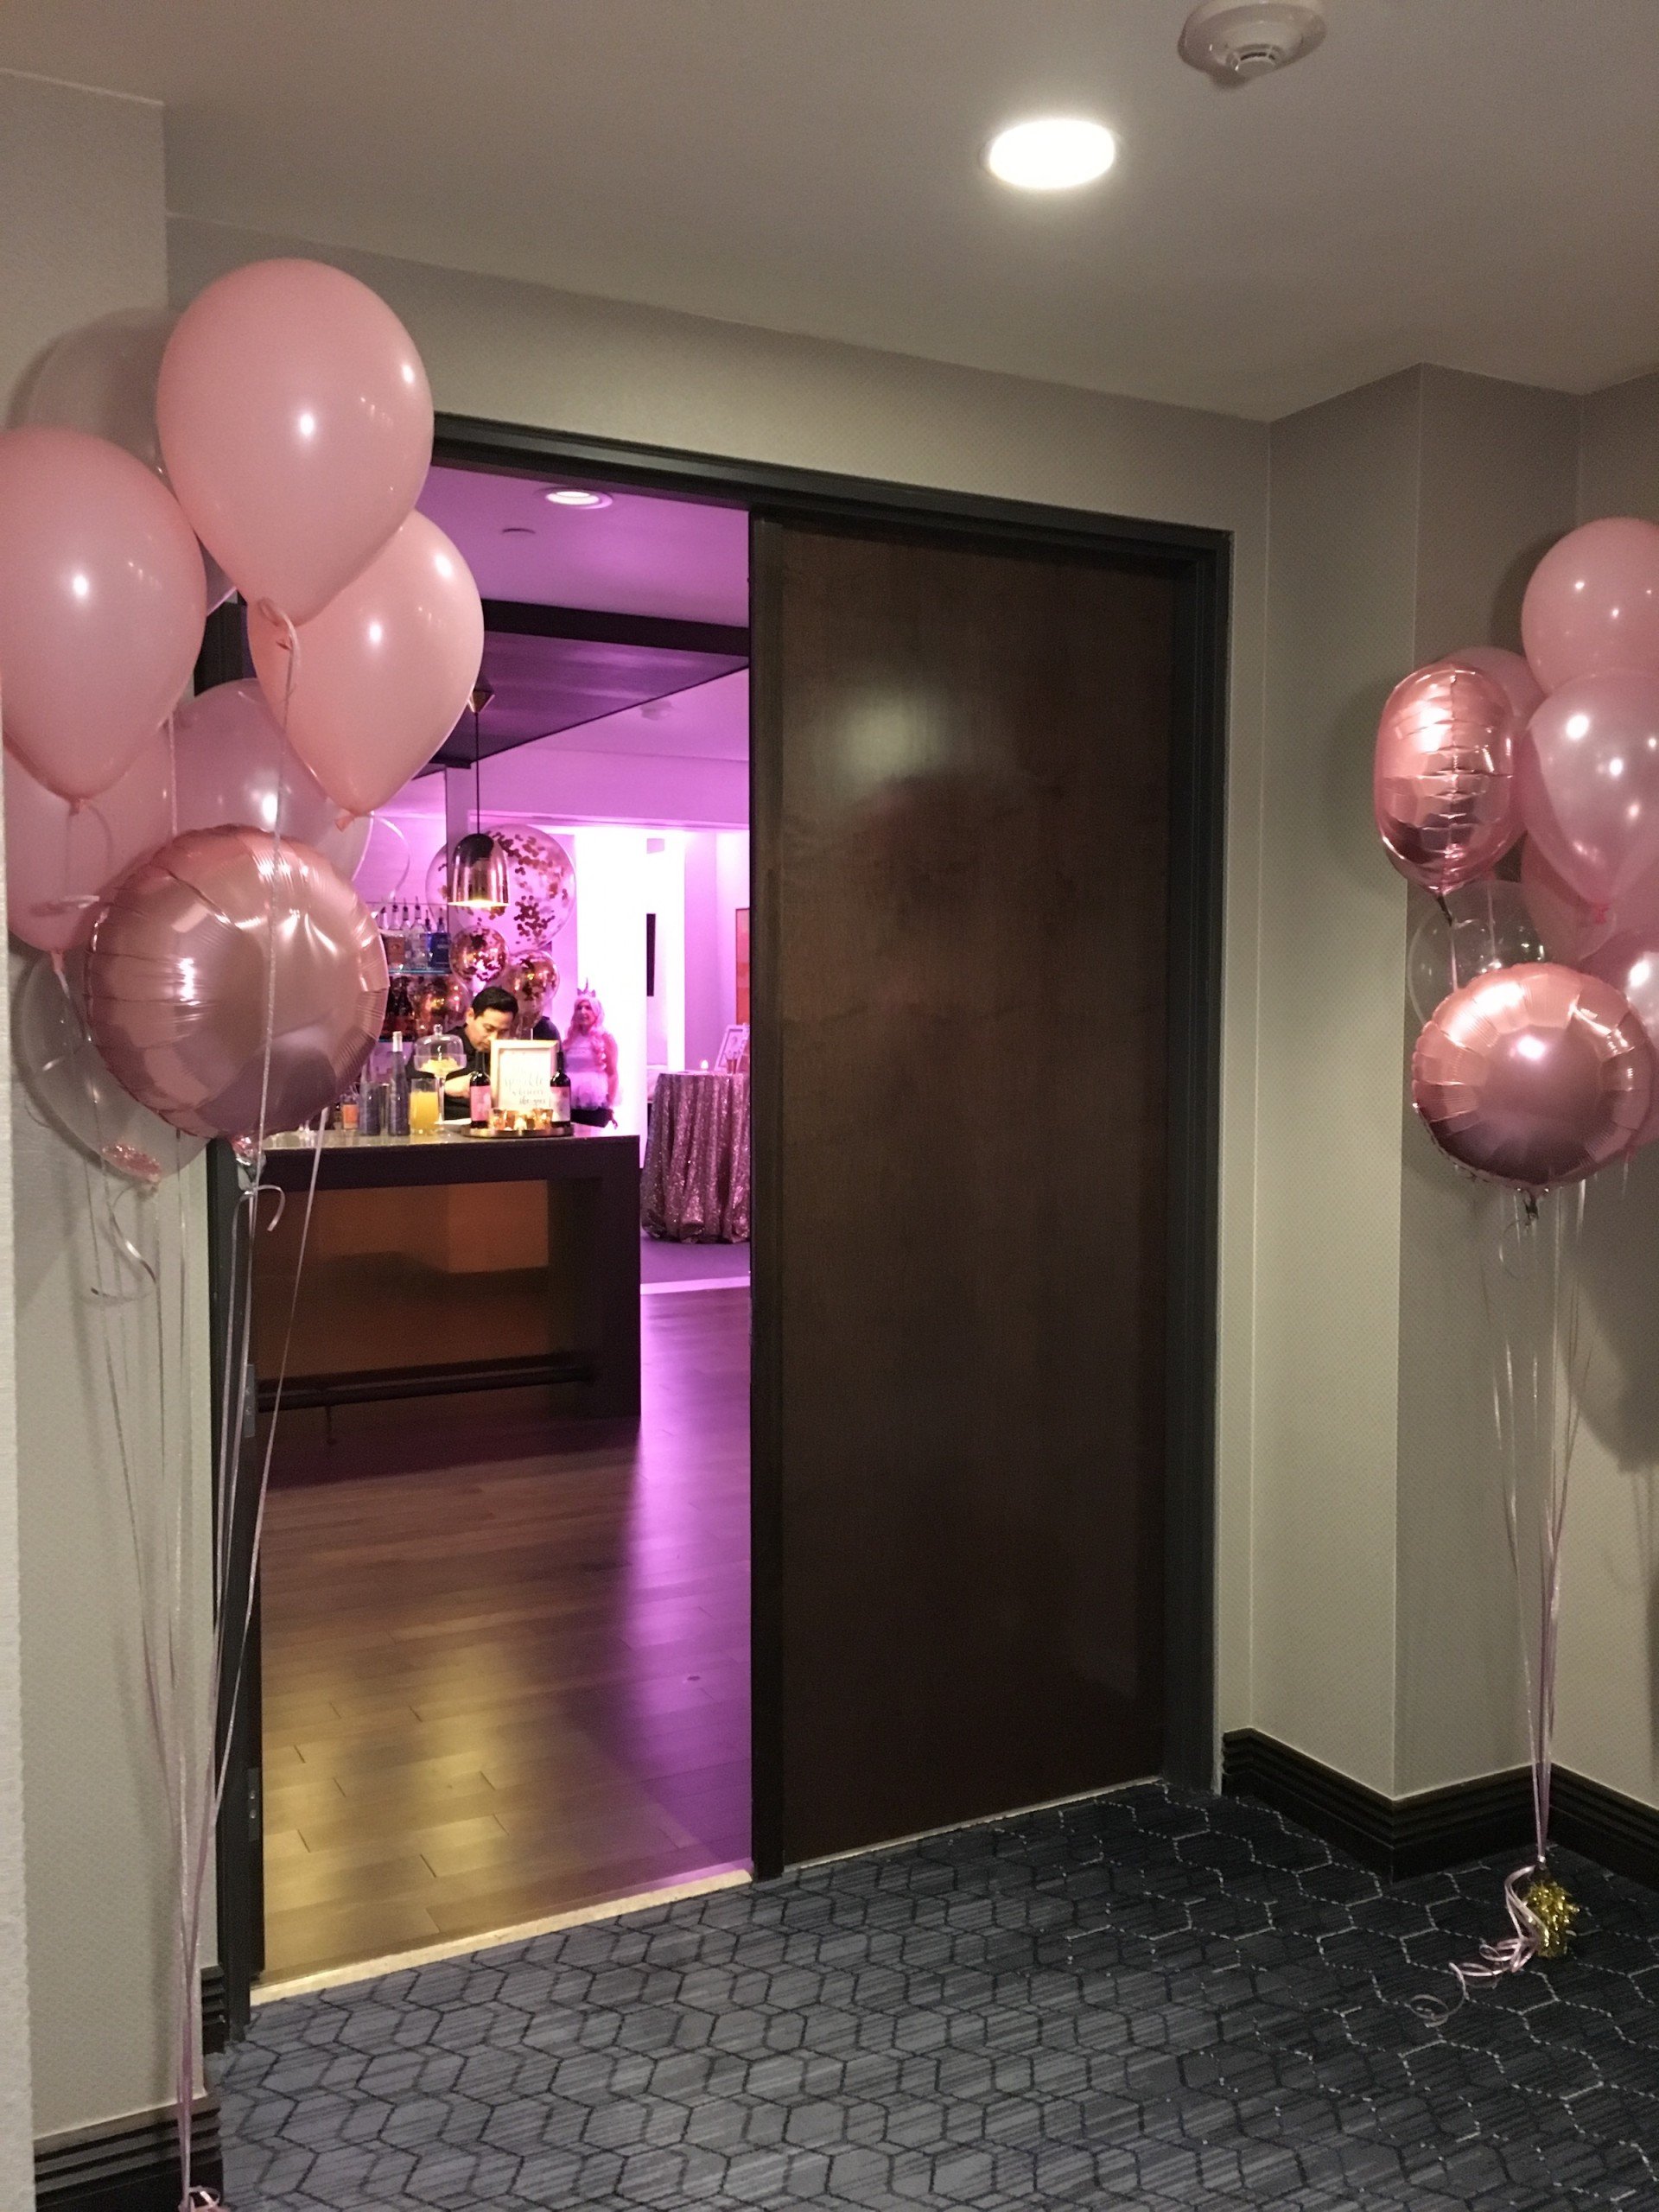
left=641, top=1071, right=751, bottom=1243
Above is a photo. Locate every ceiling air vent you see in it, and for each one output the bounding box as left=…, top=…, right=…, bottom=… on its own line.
left=1179, top=0, right=1326, bottom=85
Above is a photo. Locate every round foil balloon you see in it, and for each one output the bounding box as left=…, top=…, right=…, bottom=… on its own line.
left=1375, top=663, right=1520, bottom=894
left=450, top=926, right=505, bottom=985
left=1411, top=961, right=1652, bottom=1190
left=86, top=826, right=388, bottom=1139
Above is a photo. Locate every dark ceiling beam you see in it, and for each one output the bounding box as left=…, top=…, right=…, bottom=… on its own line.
left=481, top=599, right=748, bottom=658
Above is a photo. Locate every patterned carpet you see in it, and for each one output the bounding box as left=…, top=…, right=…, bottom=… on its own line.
left=221, top=1783, right=1659, bottom=2209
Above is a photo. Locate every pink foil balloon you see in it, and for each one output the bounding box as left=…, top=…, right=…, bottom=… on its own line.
left=0, top=427, right=206, bottom=802
left=87, top=826, right=388, bottom=1139
left=174, top=679, right=372, bottom=879
left=1412, top=961, right=1651, bottom=1190
left=247, top=512, right=483, bottom=818
left=1522, top=517, right=1659, bottom=694
left=3, top=729, right=173, bottom=953
left=1374, top=662, right=1520, bottom=893
left=157, top=259, right=433, bottom=626
left=1518, top=668, right=1659, bottom=904
left=1435, top=645, right=1544, bottom=731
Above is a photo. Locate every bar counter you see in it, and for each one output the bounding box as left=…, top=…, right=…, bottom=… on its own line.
left=252, top=1128, right=640, bottom=1419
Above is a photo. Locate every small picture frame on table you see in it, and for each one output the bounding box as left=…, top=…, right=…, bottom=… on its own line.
left=715, top=1024, right=750, bottom=1074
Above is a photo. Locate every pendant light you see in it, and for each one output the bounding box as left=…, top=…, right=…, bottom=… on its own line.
left=447, top=681, right=510, bottom=914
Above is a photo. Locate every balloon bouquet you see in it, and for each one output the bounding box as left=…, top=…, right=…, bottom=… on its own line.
left=1378, top=518, right=1659, bottom=1990
left=0, top=260, right=485, bottom=2207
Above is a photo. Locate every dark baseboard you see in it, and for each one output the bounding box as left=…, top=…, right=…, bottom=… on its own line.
left=200, top=1964, right=229, bottom=2056
left=1552, top=1765, right=1659, bottom=1890
left=1224, top=1730, right=1659, bottom=1890
left=35, top=2100, right=221, bottom=2212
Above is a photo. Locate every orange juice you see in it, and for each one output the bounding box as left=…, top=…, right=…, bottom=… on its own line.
left=409, top=1084, right=441, bottom=1134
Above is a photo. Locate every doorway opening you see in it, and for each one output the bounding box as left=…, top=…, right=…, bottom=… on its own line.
left=241, top=461, right=754, bottom=1991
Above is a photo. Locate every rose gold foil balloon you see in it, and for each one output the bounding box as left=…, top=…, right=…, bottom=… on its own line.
left=1412, top=962, right=1651, bottom=1190
left=86, top=826, right=388, bottom=1139
left=450, top=926, right=505, bottom=985
left=1374, top=662, right=1520, bottom=894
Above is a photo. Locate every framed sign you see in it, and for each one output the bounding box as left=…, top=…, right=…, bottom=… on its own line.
left=489, top=1039, right=554, bottom=1115
left=716, top=1024, right=750, bottom=1073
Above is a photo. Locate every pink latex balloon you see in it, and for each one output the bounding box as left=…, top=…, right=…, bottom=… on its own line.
left=247, top=512, right=483, bottom=818
left=1521, top=518, right=1659, bottom=694
left=1374, top=662, right=1520, bottom=894
left=1412, top=961, right=1651, bottom=1190
left=174, top=679, right=372, bottom=879
left=157, top=258, right=433, bottom=626
left=22, top=308, right=237, bottom=612
left=87, top=826, right=388, bottom=1139
left=1435, top=645, right=1544, bottom=731
left=3, top=729, right=173, bottom=952
left=1521, top=837, right=1609, bottom=965
left=1518, top=669, right=1659, bottom=904
left=1584, top=931, right=1659, bottom=1143
left=0, top=427, right=206, bottom=803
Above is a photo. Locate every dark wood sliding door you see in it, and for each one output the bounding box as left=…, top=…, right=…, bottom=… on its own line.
left=753, top=518, right=1179, bottom=1866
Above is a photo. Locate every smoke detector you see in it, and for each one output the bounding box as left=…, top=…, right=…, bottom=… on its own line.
left=1179, top=0, right=1325, bottom=85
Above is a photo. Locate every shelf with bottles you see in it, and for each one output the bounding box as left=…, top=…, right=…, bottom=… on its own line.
left=378, top=899, right=452, bottom=982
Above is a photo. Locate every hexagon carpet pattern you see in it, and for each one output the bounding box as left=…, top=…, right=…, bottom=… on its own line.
left=222, top=1783, right=1659, bottom=2209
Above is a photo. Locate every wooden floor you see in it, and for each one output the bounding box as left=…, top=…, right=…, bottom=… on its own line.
left=258, top=1287, right=750, bottom=1984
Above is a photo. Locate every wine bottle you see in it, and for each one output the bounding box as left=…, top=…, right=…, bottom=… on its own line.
left=550, top=1039, right=572, bottom=1128
left=468, top=1066, right=493, bottom=1127
left=386, top=1033, right=410, bottom=1137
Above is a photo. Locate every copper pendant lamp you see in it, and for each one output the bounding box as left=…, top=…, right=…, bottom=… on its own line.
left=447, top=681, right=510, bottom=914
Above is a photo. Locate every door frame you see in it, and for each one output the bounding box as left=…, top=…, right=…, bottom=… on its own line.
left=218, top=413, right=1228, bottom=1996
left=433, top=411, right=1230, bottom=1876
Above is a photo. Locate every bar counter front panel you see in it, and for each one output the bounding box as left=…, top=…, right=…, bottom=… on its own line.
left=252, top=1130, right=640, bottom=1418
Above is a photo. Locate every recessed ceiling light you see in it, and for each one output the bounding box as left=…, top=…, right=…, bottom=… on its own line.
left=544, top=487, right=613, bottom=509
left=500, top=524, right=535, bottom=537
left=982, top=116, right=1116, bottom=192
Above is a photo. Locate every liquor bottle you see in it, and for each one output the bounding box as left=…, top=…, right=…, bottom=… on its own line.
left=386, top=1033, right=410, bottom=1137
left=550, top=1039, right=572, bottom=1128
left=467, top=1066, right=493, bottom=1127
left=429, top=910, right=450, bottom=975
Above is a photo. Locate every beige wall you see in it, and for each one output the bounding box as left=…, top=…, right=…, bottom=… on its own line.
left=1, top=71, right=217, bottom=2149
left=1256, top=366, right=1592, bottom=1802
left=1254, top=372, right=1419, bottom=1791
left=168, top=212, right=1275, bottom=1749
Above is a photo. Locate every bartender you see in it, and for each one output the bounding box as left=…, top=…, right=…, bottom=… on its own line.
left=442, top=983, right=518, bottom=1119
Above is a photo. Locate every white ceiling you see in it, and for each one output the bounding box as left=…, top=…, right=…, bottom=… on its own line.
left=5, top=1, right=1659, bottom=419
